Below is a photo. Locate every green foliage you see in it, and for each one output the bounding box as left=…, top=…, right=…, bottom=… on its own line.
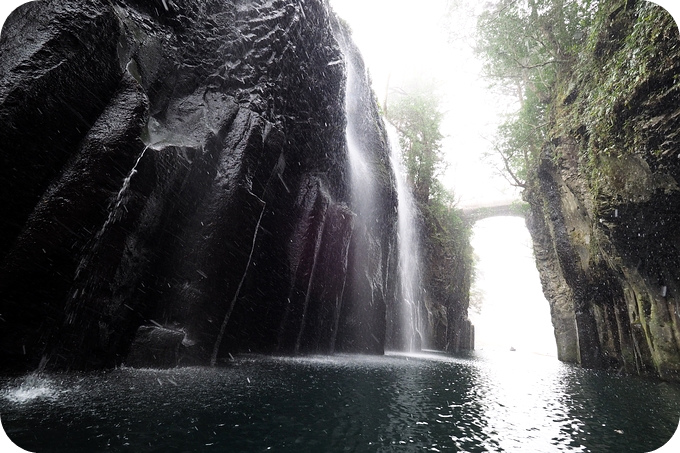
left=385, top=78, right=471, bottom=259
left=579, top=1, right=679, bottom=156
left=385, top=81, right=473, bottom=307
left=386, top=79, right=474, bottom=311
left=386, top=80, right=444, bottom=205
left=475, top=0, right=597, bottom=186
left=420, top=191, right=474, bottom=312
left=493, top=86, right=549, bottom=186
left=475, top=0, right=680, bottom=215
left=476, top=0, right=594, bottom=94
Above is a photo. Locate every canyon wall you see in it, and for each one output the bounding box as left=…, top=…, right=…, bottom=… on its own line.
left=0, top=0, right=405, bottom=371
left=526, top=0, right=680, bottom=380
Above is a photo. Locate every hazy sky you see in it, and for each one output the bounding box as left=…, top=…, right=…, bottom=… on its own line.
left=469, top=217, right=557, bottom=356
left=326, top=0, right=678, bottom=357
left=330, top=0, right=521, bottom=209
left=1, top=5, right=679, bottom=452
left=1, top=1, right=676, bottom=209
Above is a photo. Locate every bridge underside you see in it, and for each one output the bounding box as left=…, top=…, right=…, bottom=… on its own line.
left=461, top=202, right=528, bottom=224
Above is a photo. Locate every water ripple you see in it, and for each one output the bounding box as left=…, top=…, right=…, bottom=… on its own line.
left=1, top=351, right=679, bottom=452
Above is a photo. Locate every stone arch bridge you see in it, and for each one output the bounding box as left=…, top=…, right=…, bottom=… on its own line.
left=460, top=201, right=529, bottom=224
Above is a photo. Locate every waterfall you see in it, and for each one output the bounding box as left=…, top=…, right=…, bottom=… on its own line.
left=341, top=32, right=424, bottom=352
left=387, top=124, right=424, bottom=352
left=343, top=47, right=376, bottom=219
left=338, top=33, right=390, bottom=353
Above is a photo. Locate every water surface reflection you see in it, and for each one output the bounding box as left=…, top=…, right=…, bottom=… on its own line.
left=1, top=351, right=678, bottom=452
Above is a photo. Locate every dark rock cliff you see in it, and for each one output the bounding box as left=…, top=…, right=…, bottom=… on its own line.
left=526, top=0, right=680, bottom=380
left=420, top=207, right=474, bottom=353
left=0, top=0, right=404, bottom=371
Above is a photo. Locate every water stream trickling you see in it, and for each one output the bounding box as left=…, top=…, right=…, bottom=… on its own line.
left=73, top=145, right=149, bottom=281
left=62, top=145, right=151, bottom=331
left=210, top=192, right=267, bottom=366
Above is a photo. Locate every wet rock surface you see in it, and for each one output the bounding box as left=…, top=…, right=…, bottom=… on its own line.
left=0, top=0, right=411, bottom=371
left=526, top=2, right=680, bottom=380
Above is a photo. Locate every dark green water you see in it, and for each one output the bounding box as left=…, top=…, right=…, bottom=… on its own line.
left=1, top=351, right=679, bottom=452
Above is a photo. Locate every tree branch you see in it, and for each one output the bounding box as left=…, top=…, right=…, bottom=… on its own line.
left=482, top=135, right=526, bottom=188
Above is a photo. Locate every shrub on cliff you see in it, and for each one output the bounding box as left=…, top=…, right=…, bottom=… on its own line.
left=386, top=80, right=473, bottom=346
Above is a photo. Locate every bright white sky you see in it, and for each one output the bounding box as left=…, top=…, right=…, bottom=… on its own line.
left=330, top=0, right=521, bottom=209
left=0, top=1, right=678, bottom=330
left=469, top=217, right=557, bottom=356
left=0, top=1, right=677, bottom=209
left=327, top=0, right=680, bottom=357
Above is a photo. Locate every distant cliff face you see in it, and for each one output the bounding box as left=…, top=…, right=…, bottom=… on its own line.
left=526, top=1, right=680, bottom=380
left=419, top=207, right=474, bottom=353
left=0, top=0, right=404, bottom=371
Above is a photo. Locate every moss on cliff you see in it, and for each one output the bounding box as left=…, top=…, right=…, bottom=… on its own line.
left=419, top=200, right=474, bottom=352
left=524, top=0, right=680, bottom=380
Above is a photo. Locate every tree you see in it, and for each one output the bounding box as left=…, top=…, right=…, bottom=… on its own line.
left=385, top=80, right=445, bottom=205
left=386, top=80, right=474, bottom=348
left=475, top=0, right=597, bottom=186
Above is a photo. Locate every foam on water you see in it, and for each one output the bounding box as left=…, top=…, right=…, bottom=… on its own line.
left=3, top=375, right=63, bottom=404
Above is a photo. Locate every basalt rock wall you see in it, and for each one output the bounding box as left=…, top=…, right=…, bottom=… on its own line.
left=526, top=1, right=680, bottom=380
left=0, top=0, right=399, bottom=371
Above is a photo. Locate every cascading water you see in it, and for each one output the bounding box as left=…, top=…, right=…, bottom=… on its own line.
left=336, top=32, right=386, bottom=353
left=343, top=47, right=376, bottom=221
left=341, top=33, right=424, bottom=352
left=386, top=124, right=424, bottom=352
left=64, top=145, right=150, bottom=327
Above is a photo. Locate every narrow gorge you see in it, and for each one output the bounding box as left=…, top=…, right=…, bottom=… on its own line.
left=0, top=0, right=679, bottom=381
left=3, top=1, right=680, bottom=451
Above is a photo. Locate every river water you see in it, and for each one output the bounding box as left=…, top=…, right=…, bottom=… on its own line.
left=1, top=350, right=679, bottom=452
